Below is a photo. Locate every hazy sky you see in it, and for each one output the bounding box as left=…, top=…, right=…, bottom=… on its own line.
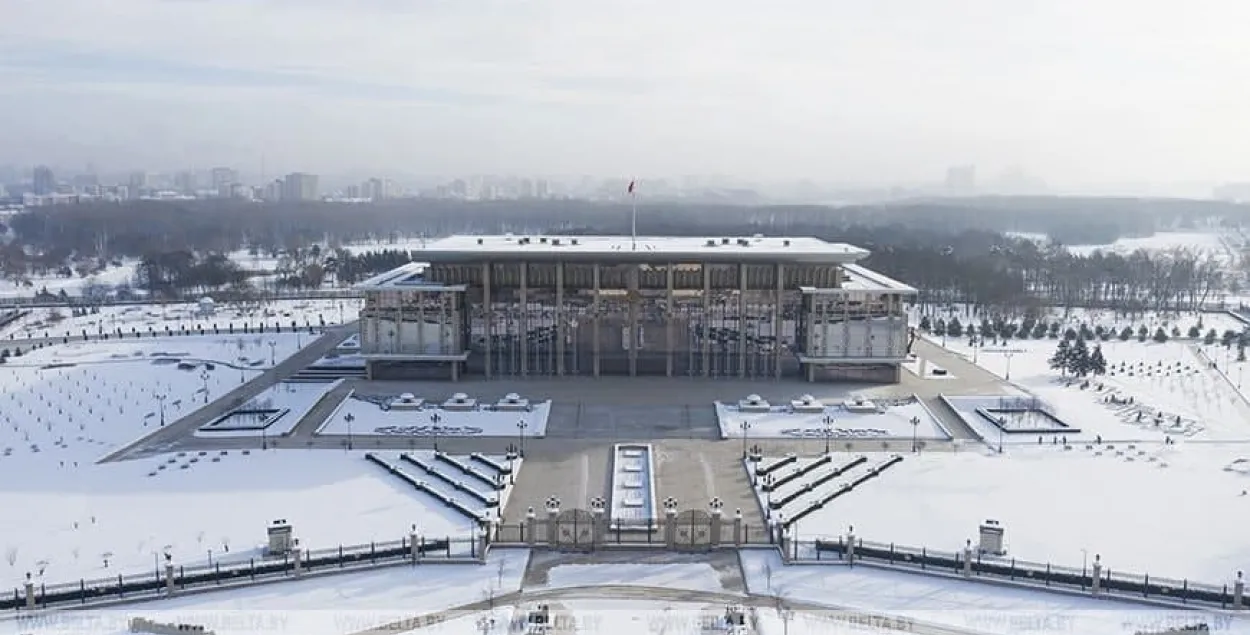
left=1, top=0, right=1248, bottom=188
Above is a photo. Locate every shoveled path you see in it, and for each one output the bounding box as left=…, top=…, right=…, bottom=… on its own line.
left=100, top=323, right=356, bottom=462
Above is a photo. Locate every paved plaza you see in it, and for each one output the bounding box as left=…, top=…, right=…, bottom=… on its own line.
left=103, top=335, right=1018, bottom=530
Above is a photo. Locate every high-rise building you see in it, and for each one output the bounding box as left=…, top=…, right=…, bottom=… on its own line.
left=210, top=167, right=238, bottom=197
left=128, top=172, right=149, bottom=199
left=944, top=165, right=976, bottom=195
left=535, top=179, right=550, bottom=199
left=174, top=171, right=198, bottom=195
left=32, top=166, right=55, bottom=196
left=281, top=173, right=319, bottom=201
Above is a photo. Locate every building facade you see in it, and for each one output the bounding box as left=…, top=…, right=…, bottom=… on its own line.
left=355, top=235, right=915, bottom=382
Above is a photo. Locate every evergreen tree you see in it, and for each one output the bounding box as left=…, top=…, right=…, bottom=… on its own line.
left=1137, top=325, right=1149, bottom=342
left=1118, top=326, right=1133, bottom=341
left=1063, top=327, right=1078, bottom=341
left=1032, top=322, right=1048, bottom=339
left=1088, top=345, right=1107, bottom=376
left=1188, top=325, right=1201, bottom=338
left=1170, top=325, right=1181, bottom=337
left=1069, top=337, right=1091, bottom=376
left=1153, top=327, right=1168, bottom=343
left=918, top=315, right=932, bottom=332
left=1049, top=339, right=1072, bottom=376
left=1223, top=330, right=1238, bottom=348
left=1204, top=328, right=1218, bottom=345
left=947, top=318, right=963, bottom=337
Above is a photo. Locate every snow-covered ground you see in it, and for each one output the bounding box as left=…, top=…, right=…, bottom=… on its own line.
left=716, top=399, right=950, bottom=441
left=0, top=262, right=139, bottom=300
left=912, top=304, right=1247, bottom=341
left=1, top=550, right=526, bottom=635
left=1, top=334, right=309, bottom=451
left=195, top=382, right=335, bottom=438
left=317, top=393, right=551, bottom=438
left=1067, top=231, right=1230, bottom=259
left=755, top=442, right=1250, bottom=583
left=2, top=298, right=361, bottom=340
left=0, top=449, right=481, bottom=588
left=740, top=551, right=1247, bottom=635
left=0, top=334, right=492, bottom=587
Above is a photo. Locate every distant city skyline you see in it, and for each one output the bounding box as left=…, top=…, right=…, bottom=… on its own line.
left=1, top=1, right=1248, bottom=196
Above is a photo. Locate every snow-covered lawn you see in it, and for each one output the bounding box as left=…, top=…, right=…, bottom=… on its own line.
left=0, top=449, right=482, bottom=588
left=740, top=551, right=1243, bottom=635
left=7, top=550, right=526, bottom=635
left=0, top=334, right=310, bottom=452
left=317, top=393, right=551, bottom=438
left=936, top=337, right=1250, bottom=442
left=2, top=298, right=360, bottom=340
left=754, top=443, right=1250, bottom=583
left=0, top=261, right=139, bottom=300
left=542, top=563, right=724, bottom=593
left=715, top=399, right=950, bottom=441
left=196, top=382, right=336, bottom=438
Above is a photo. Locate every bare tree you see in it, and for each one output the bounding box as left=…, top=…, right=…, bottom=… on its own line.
left=497, top=556, right=507, bottom=587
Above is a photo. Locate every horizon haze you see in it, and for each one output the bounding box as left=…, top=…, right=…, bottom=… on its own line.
left=1, top=0, right=1248, bottom=195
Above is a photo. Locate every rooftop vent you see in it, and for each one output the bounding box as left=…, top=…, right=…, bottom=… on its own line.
left=539, top=236, right=548, bottom=244
left=783, top=239, right=791, bottom=247
left=476, top=238, right=484, bottom=245
left=571, top=238, right=579, bottom=245
left=551, top=238, right=561, bottom=246
left=706, top=239, right=717, bottom=247
left=737, top=238, right=750, bottom=246
left=721, top=237, right=730, bottom=245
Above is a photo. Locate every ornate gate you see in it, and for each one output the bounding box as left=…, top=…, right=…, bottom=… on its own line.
left=673, top=509, right=712, bottom=551
left=555, top=509, right=596, bottom=550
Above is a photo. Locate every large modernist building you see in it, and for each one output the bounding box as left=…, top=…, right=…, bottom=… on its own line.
left=355, top=235, right=915, bottom=382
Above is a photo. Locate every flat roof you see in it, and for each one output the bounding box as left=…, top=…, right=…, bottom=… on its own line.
left=408, top=234, right=869, bottom=264
left=354, top=262, right=465, bottom=291
left=839, top=263, right=917, bottom=293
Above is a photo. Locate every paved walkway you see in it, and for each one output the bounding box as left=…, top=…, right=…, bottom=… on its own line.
left=100, top=324, right=357, bottom=462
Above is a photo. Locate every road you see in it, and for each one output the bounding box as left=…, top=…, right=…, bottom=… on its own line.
left=99, top=323, right=358, bottom=462
left=344, top=582, right=986, bottom=635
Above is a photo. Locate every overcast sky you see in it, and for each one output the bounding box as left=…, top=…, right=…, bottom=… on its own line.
left=1, top=0, right=1248, bottom=189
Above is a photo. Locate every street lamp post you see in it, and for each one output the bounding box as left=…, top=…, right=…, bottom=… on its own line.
left=267, top=340, right=277, bottom=366
left=345, top=412, right=355, bottom=450
left=821, top=416, right=834, bottom=455
left=1005, top=352, right=1015, bottom=381
left=910, top=416, right=920, bottom=453
left=200, top=370, right=210, bottom=404
left=516, top=419, right=528, bottom=458
left=431, top=412, right=442, bottom=452
left=155, top=394, right=167, bottom=427
left=739, top=421, right=751, bottom=459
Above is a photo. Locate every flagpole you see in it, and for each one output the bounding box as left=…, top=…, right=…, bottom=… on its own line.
left=631, top=190, right=637, bottom=251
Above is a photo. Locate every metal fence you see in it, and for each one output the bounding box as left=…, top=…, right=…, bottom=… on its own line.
left=2, top=536, right=477, bottom=611
left=805, top=536, right=1245, bottom=610
left=488, top=512, right=774, bottom=551
left=0, top=288, right=364, bottom=309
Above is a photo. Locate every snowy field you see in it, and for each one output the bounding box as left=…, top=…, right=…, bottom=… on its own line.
left=317, top=393, right=551, bottom=438
left=715, top=398, right=950, bottom=441
left=1066, top=231, right=1232, bottom=260
left=0, top=334, right=310, bottom=452
left=2, top=298, right=361, bottom=341
left=760, top=443, right=1250, bottom=583
left=740, top=551, right=1247, bottom=635
left=195, top=382, right=336, bottom=438
left=0, top=550, right=526, bottom=635
left=937, top=337, right=1250, bottom=442
left=0, top=262, right=139, bottom=300
left=0, top=449, right=482, bottom=588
